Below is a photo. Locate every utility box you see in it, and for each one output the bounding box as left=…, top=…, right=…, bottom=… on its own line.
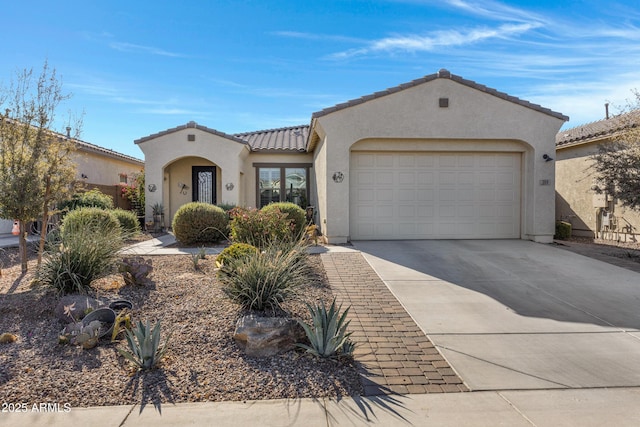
left=592, top=194, right=607, bottom=208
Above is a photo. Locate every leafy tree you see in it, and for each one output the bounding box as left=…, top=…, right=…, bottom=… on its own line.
left=591, top=92, right=640, bottom=211
left=0, top=62, right=79, bottom=272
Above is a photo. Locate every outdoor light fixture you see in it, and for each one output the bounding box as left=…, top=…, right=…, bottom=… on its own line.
left=543, top=154, right=554, bottom=162
left=225, top=182, right=234, bottom=191
left=148, top=184, right=157, bottom=192
left=81, top=173, right=88, bottom=179
left=332, top=171, right=344, bottom=183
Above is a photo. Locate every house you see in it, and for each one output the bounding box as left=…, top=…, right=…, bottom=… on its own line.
left=136, top=69, right=567, bottom=243
left=0, top=131, right=144, bottom=234
left=555, top=110, right=640, bottom=241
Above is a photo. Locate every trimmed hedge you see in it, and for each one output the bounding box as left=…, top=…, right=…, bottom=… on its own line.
left=555, top=221, right=572, bottom=240
left=261, top=202, right=307, bottom=238
left=111, top=209, right=140, bottom=235
left=60, top=188, right=114, bottom=212
left=60, top=207, right=121, bottom=239
left=172, top=202, right=228, bottom=245
left=229, top=207, right=292, bottom=248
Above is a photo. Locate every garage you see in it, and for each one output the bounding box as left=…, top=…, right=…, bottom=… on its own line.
left=350, top=151, right=521, bottom=240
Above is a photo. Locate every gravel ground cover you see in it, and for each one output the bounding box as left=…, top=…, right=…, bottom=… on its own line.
left=0, top=244, right=362, bottom=409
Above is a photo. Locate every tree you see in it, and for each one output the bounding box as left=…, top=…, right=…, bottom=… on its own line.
left=591, top=91, right=640, bottom=211
left=0, top=62, right=79, bottom=272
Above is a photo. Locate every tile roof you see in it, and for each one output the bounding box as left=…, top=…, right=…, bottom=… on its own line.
left=312, top=69, right=569, bottom=122
left=556, top=110, right=640, bottom=147
left=234, top=125, right=309, bottom=152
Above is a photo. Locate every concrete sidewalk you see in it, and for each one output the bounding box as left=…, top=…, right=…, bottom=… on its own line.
left=2, top=388, right=639, bottom=426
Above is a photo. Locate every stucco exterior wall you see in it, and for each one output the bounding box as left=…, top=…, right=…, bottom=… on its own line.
left=137, top=127, right=247, bottom=223
left=313, top=78, right=565, bottom=243
left=73, top=150, right=143, bottom=186
left=556, top=141, right=640, bottom=240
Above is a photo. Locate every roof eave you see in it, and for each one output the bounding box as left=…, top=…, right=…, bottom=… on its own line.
left=312, top=69, right=569, bottom=122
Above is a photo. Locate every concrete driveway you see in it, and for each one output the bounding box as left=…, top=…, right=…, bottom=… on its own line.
left=352, top=240, right=640, bottom=391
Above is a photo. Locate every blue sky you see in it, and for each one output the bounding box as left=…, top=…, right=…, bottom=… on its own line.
left=1, top=0, right=639, bottom=159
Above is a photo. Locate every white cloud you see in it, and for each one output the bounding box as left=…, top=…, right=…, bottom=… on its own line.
left=109, top=42, right=186, bottom=58
left=271, top=31, right=364, bottom=44
left=443, top=0, right=546, bottom=24
left=329, top=22, right=540, bottom=59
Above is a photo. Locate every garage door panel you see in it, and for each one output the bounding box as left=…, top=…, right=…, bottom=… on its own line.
left=350, top=151, right=521, bottom=240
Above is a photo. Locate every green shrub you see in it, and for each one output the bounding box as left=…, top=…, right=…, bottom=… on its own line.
left=555, top=221, right=572, bottom=240
left=220, top=239, right=312, bottom=311
left=60, top=188, right=114, bottom=212
left=229, top=207, right=293, bottom=248
left=216, top=243, right=258, bottom=267
left=38, top=214, right=125, bottom=294
left=172, top=202, right=228, bottom=245
left=261, top=202, right=307, bottom=238
left=297, top=298, right=355, bottom=359
left=111, top=209, right=140, bottom=235
left=60, top=207, right=121, bottom=239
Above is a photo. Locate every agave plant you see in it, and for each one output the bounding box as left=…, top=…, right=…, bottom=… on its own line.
left=297, top=298, right=355, bottom=359
left=118, top=319, right=171, bottom=370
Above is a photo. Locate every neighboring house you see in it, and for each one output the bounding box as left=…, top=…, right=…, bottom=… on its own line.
left=0, top=131, right=144, bottom=234
left=137, top=69, right=567, bottom=243
left=555, top=110, right=640, bottom=241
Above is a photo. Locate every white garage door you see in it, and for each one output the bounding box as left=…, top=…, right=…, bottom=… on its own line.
left=350, top=152, right=521, bottom=240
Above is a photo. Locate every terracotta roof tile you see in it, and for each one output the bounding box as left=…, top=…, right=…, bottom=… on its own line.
left=234, top=125, right=309, bottom=152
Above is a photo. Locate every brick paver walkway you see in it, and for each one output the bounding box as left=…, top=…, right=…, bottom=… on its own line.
left=321, top=252, right=468, bottom=396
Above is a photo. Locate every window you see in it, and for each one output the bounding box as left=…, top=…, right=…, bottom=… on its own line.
left=255, top=164, right=310, bottom=209
left=119, top=173, right=128, bottom=184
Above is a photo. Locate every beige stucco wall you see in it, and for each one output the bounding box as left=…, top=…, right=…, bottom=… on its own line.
left=556, top=141, right=640, bottom=240
left=137, top=126, right=314, bottom=225
left=73, top=150, right=143, bottom=186
left=312, top=78, right=565, bottom=243
left=137, top=127, right=248, bottom=224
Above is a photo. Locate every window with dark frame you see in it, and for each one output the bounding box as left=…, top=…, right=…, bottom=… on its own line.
left=255, top=164, right=310, bottom=209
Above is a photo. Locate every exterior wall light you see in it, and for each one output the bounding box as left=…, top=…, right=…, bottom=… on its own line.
left=225, top=182, right=234, bottom=191
left=332, top=172, right=344, bottom=183
left=543, top=154, right=554, bottom=162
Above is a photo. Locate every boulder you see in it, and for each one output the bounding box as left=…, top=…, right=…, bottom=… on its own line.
left=233, top=315, right=306, bottom=358
left=55, top=295, right=105, bottom=324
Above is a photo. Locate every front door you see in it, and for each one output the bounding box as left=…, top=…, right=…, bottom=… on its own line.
left=192, top=166, right=216, bottom=204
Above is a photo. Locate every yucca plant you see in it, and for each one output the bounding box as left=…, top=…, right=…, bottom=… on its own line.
left=118, top=320, right=171, bottom=370
left=297, top=298, right=355, bottom=359
left=220, top=239, right=311, bottom=311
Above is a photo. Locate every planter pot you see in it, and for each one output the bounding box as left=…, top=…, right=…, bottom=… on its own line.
left=109, top=299, right=133, bottom=312
left=152, top=214, right=165, bottom=232
left=82, top=308, right=116, bottom=338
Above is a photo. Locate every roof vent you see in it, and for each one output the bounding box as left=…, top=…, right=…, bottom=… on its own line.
left=187, top=121, right=197, bottom=128
left=437, top=69, right=451, bottom=78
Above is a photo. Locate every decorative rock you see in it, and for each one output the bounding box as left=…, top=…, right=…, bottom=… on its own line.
left=55, top=295, right=105, bottom=323
left=233, top=315, right=306, bottom=358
